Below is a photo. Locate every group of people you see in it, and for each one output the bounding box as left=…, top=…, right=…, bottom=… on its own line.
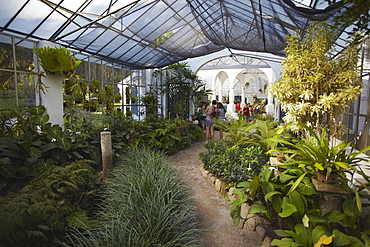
left=196, top=100, right=266, bottom=140
left=239, top=102, right=266, bottom=122
left=196, top=100, right=226, bottom=140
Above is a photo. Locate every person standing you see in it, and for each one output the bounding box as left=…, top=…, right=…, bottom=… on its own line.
left=235, top=101, right=241, bottom=112
left=205, top=100, right=217, bottom=140
left=197, top=101, right=206, bottom=129
left=216, top=102, right=226, bottom=139
left=243, top=104, right=250, bottom=122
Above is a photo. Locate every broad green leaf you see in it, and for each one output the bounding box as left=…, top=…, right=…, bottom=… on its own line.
left=312, top=225, right=331, bottom=244
left=324, top=210, right=346, bottom=221
left=333, top=229, right=351, bottom=246
left=41, top=142, right=58, bottom=152
left=249, top=174, right=261, bottom=200
left=29, top=147, right=42, bottom=158
left=271, top=238, right=301, bottom=247
left=314, top=235, right=334, bottom=247
left=32, top=114, right=49, bottom=126
left=279, top=202, right=297, bottom=218
left=279, top=173, right=297, bottom=183
left=274, top=229, right=293, bottom=237
left=264, top=191, right=281, bottom=201
left=0, top=139, right=20, bottom=153
left=28, top=105, right=46, bottom=115
left=297, top=177, right=317, bottom=195
left=0, top=162, right=15, bottom=178
left=287, top=172, right=308, bottom=196
left=249, top=203, right=268, bottom=214
left=289, top=190, right=306, bottom=217
left=230, top=204, right=242, bottom=226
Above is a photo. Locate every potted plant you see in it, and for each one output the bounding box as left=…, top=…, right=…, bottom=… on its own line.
left=276, top=123, right=370, bottom=184
left=34, top=46, right=82, bottom=78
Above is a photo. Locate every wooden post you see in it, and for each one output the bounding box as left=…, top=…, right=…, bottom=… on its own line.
left=100, top=131, right=113, bottom=179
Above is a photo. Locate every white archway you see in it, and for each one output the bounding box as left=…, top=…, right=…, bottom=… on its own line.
left=194, top=53, right=281, bottom=116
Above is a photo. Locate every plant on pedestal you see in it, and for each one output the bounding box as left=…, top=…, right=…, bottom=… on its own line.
left=33, top=46, right=81, bottom=78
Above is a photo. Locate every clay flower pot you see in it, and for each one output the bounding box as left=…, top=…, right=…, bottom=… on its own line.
left=316, top=171, right=339, bottom=184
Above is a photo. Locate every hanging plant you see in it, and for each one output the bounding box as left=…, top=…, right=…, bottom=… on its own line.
left=33, top=46, right=82, bottom=78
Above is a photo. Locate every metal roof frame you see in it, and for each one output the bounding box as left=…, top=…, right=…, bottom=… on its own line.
left=0, top=0, right=347, bottom=69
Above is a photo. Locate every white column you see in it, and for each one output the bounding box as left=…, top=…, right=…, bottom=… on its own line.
left=260, top=68, right=276, bottom=116
left=35, top=41, right=64, bottom=127
left=241, top=86, right=246, bottom=104
left=211, top=74, right=217, bottom=101
left=218, top=76, right=223, bottom=102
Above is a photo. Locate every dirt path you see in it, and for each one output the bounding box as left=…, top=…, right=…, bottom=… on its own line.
left=169, top=133, right=261, bottom=247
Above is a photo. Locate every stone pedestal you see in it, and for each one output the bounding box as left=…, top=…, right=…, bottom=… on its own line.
left=312, top=178, right=347, bottom=214
left=101, top=131, right=113, bottom=179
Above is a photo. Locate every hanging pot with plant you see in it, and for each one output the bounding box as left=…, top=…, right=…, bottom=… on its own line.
left=34, top=46, right=82, bottom=78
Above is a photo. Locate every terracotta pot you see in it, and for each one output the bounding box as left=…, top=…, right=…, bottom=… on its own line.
left=276, top=154, right=285, bottom=163
left=316, top=171, right=339, bottom=184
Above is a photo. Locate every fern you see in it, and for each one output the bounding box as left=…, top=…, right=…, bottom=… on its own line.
left=0, top=160, right=97, bottom=246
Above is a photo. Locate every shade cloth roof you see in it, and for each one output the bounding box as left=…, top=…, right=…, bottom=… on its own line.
left=0, top=0, right=346, bottom=69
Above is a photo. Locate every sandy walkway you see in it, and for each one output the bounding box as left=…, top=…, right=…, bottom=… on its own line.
left=169, top=133, right=261, bottom=247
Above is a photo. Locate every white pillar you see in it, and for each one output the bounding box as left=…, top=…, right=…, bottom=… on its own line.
left=211, top=74, right=217, bottom=101
left=241, top=86, right=246, bottom=104
left=260, top=68, right=276, bottom=116
left=35, top=41, right=64, bottom=127
left=218, top=76, right=223, bottom=102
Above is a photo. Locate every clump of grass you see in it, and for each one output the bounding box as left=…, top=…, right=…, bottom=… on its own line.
left=63, top=147, right=204, bottom=246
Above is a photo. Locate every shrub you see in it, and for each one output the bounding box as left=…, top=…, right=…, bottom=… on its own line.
left=199, top=139, right=265, bottom=184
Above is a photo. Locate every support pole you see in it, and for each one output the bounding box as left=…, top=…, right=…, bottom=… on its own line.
left=100, top=131, right=113, bottom=179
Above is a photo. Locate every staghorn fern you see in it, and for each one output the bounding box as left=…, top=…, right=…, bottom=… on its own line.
left=34, top=46, right=82, bottom=77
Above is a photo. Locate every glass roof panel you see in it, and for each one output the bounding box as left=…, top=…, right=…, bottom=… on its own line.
left=0, top=0, right=348, bottom=69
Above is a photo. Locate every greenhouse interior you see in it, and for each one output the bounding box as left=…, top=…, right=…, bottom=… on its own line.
left=1, top=0, right=370, bottom=246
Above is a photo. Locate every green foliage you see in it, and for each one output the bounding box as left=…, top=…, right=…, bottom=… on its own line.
left=230, top=167, right=318, bottom=229
left=229, top=123, right=370, bottom=246
left=34, top=46, right=82, bottom=77
left=269, top=21, right=362, bottom=136
left=62, top=147, right=203, bottom=246
left=0, top=160, right=97, bottom=247
left=276, top=123, right=370, bottom=182
left=0, top=106, right=98, bottom=193
left=63, top=78, right=121, bottom=112
left=200, top=139, right=265, bottom=184
left=105, top=113, right=203, bottom=155
left=159, top=62, right=210, bottom=119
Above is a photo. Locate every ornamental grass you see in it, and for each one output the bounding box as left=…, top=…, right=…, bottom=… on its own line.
left=63, top=147, right=203, bottom=247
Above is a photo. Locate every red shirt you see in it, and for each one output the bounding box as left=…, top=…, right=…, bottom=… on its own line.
left=243, top=107, right=250, bottom=116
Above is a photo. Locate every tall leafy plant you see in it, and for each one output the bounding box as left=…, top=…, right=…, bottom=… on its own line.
left=269, top=21, right=362, bottom=137
left=160, top=62, right=209, bottom=119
